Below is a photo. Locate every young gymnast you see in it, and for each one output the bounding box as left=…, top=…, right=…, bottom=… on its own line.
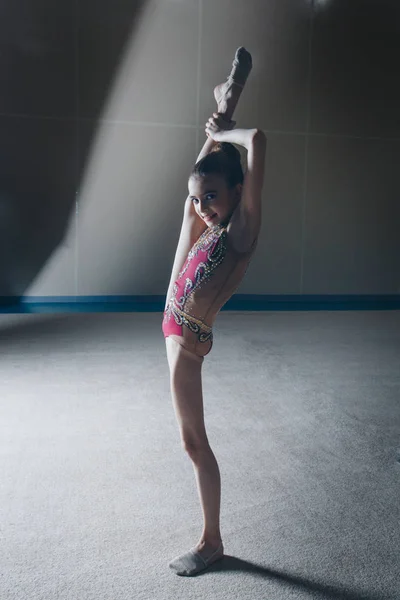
left=162, top=47, right=267, bottom=576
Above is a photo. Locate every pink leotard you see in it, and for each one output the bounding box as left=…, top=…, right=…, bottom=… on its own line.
left=162, top=222, right=257, bottom=357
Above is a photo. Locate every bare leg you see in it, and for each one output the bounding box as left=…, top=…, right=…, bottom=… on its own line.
left=194, top=47, right=252, bottom=164
left=166, top=338, right=224, bottom=575
left=167, top=50, right=253, bottom=577
left=189, top=445, right=222, bottom=546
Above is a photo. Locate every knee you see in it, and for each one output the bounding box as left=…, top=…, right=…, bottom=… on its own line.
left=182, top=435, right=209, bottom=458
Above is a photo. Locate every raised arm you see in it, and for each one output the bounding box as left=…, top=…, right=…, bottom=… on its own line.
left=240, top=130, right=267, bottom=235
left=195, top=117, right=237, bottom=163
left=195, top=135, right=219, bottom=164
left=164, top=48, right=253, bottom=308
left=204, top=124, right=267, bottom=251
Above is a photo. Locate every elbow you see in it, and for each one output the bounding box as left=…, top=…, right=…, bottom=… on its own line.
left=254, top=129, right=267, bottom=144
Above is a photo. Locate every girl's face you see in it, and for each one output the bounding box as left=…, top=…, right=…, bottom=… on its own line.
left=188, top=174, right=242, bottom=227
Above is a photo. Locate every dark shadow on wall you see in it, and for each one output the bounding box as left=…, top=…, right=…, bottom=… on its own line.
left=1, top=0, right=400, bottom=308
left=0, top=0, right=147, bottom=306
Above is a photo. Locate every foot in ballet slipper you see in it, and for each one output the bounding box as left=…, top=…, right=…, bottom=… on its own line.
left=214, top=46, right=253, bottom=114
left=228, top=46, right=253, bottom=87
left=169, top=541, right=224, bottom=577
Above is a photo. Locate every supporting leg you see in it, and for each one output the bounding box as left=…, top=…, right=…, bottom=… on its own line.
left=189, top=444, right=223, bottom=545
left=165, top=337, right=225, bottom=576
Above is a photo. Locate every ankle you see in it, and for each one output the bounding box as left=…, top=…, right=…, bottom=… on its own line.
left=200, top=534, right=222, bottom=546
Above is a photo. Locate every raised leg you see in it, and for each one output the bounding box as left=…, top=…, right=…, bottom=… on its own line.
left=214, top=46, right=253, bottom=120
left=195, top=47, right=253, bottom=164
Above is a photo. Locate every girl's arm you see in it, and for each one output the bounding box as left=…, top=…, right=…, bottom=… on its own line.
left=196, top=126, right=256, bottom=165
left=229, top=129, right=267, bottom=248
left=204, top=120, right=266, bottom=250
left=195, top=135, right=218, bottom=164
left=214, top=127, right=259, bottom=151
left=195, top=114, right=236, bottom=163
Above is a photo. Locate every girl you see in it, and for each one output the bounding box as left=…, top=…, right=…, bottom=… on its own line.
left=162, top=48, right=267, bottom=576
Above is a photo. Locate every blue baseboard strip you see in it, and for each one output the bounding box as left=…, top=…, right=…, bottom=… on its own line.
left=0, top=294, right=399, bottom=313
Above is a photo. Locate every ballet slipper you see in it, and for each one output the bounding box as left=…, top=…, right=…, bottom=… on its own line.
left=214, top=46, right=253, bottom=120
left=169, top=541, right=224, bottom=576
left=227, top=46, right=253, bottom=87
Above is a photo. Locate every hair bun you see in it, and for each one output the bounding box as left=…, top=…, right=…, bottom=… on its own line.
left=191, top=140, right=244, bottom=189
left=211, top=141, right=241, bottom=163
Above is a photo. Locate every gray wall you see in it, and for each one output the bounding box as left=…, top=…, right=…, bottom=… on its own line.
left=1, top=0, right=399, bottom=301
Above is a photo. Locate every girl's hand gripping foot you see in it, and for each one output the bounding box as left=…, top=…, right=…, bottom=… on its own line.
left=205, top=112, right=236, bottom=142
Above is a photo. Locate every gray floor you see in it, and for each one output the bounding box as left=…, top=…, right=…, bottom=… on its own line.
left=1, top=310, right=399, bottom=600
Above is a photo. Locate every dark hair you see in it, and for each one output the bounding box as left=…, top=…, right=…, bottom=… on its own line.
left=190, top=142, right=244, bottom=189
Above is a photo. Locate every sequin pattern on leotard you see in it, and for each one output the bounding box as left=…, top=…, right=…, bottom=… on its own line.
left=163, top=224, right=227, bottom=343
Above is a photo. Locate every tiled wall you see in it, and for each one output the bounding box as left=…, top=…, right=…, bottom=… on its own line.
left=1, top=0, right=399, bottom=299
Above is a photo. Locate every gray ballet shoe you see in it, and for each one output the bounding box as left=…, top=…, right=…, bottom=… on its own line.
left=227, top=46, right=253, bottom=88
left=213, top=46, right=253, bottom=110
left=169, top=541, right=224, bottom=576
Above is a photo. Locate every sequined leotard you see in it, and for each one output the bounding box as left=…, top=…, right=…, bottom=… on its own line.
left=162, top=222, right=257, bottom=357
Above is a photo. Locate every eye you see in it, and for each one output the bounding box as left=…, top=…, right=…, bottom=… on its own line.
left=191, top=194, right=215, bottom=204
